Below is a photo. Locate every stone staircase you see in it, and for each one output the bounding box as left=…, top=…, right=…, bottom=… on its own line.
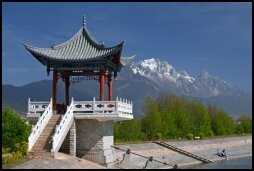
left=29, top=114, right=62, bottom=157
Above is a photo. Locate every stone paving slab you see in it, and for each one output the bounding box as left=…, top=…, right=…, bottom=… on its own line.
left=111, top=136, right=252, bottom=169
left=13, top=152, right=107, bottom=169
left=13, top=136, right=251, bottom=169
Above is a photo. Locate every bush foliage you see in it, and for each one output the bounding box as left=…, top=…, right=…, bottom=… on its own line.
left=2, top=108, right=31, bottom=168
left=2, top=108, right=31, bottom=150
left=114, top=93, right=252, bottom=142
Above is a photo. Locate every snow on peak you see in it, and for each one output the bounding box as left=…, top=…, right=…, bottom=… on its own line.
left=130, top=58, right=195, bottom=83
left=200, top=71, right=210, bottom=78
left=140, top=58, right=158, bottom=71
left=129, top=57, right=239, bottom=97
left=180, top=70, right=195, bottom=83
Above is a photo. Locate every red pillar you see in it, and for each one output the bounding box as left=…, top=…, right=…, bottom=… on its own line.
left=99, top=70, right=105, bottom=101
left=108, top=74, right=112, bottom=101
left=53, top=70, right=57, bottom=111
left=65, top=75, right=70, bottom=106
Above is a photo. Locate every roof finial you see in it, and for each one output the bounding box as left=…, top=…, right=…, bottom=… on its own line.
left=83, top=14, right=86, bottom=27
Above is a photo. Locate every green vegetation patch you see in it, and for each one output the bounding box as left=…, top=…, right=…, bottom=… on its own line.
left=2, top=108, right=31, bottom=168
left=114, top=93, right=252, bottom=143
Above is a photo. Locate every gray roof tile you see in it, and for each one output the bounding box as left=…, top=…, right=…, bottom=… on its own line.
left=23, top=26, right=123, bottom=62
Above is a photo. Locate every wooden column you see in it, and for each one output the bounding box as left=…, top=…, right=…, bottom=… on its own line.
left=108, top=74, right=112, bottom=101
left=99, top=70, right=105, bottom=101
left=53, top=70, right=57, bottom=111
left=65, top=75, right=70, bottom=106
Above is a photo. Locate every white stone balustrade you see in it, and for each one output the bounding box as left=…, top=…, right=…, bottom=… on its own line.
left=72, top=97, right=133, bottom=118
left=50, top=97, right=133, bottom=153
left=28, top=98, right=52, bottom=151
left=51, top=99, right=74, bottom=153
left=27, top=98, right=50, bottom=118
left=28, top=97, right=133, bottom=153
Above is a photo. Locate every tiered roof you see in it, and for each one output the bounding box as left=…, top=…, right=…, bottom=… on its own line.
left=23, top=15, right=134, bottom=72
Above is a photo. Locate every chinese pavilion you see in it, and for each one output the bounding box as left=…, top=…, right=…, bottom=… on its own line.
left=24, top=15, right=134, bottom=166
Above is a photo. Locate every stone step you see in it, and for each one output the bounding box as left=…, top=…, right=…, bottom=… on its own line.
left=41, top=128, right=55, bottom=132
left=33, top=144, right=50, bottom=148
left=33, top=140, right=51, bottom=145
left=34, top=140, right=52, bottom=144
left=42, top=128, right=56, bottom=131
left=29, top=151, right=53, bottom=157
left=46, top=122, right=60, bottom=125
left=38, top=132, right=53, bottom=135
left=47, top=120, right=59, bottom=123
left=50, top=116, right=61, bottom=119
left=38, top=134, right=54, bottom=137
left=36, top=137, right=53, bottom=141
left=32, top=145, right=47, bottom=149
left=45, top=123, right=59, bottom=126
left=32, top=144, right=51, bottom=149
left=34, top=140, right=51, bottom=145
left=32, top=147, right=51, bottom=151
left=48, top=118, right=61, bottom=121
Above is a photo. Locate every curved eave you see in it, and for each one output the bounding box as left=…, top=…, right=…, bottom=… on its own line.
left=23, top=25, right=124, bottom=63
left=23, top=43, right=123, bottom=64
left=120, top=55, right=136, bottom=67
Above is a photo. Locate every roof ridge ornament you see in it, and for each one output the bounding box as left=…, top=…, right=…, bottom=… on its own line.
left=51, top=44, right=55, bottom=49
left=83, top=14, right=86, bottom=27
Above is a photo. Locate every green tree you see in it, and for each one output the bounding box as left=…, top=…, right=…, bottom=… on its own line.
left=208, top=106, right=235, bottom=135
left=114, top=119, right=144, bottom=142
left=2, top=108, right=31, bottom=151
left=142, top=97, right=162, bottom=140
left=189, top=100, right=211, bottom=136
left=236, top=115, right=252, bottom=134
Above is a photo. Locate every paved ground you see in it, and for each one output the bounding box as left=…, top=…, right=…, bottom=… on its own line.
left=110, top=135, right=252, bottom=169
left=13, top=136, right=251, bottom=169
left=14, top=152, right=107, bottom=169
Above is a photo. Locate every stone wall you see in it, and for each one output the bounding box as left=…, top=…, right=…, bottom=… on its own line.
left=75, top=119, right=115, bottom=165
left=59, top=131, right=70, bottom=154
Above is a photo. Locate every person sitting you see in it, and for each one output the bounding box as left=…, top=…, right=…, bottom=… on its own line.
left=220, top=149, right=226, bottom=157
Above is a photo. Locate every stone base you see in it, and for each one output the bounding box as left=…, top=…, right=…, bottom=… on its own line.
left=58, top=119, right=116, bottom=166
left=75, top=119, right=115, bottom=165
left=81, top=148, right=115, bottom=165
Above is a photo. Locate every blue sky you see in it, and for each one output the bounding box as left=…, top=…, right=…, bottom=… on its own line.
left=2, top=2, right=252, bottom=92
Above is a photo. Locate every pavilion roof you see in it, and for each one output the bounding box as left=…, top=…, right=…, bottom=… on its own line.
left=23, top=15, right=134, bottom=70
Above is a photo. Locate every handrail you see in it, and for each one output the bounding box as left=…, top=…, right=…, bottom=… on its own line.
left=51, top=98, right=74, bottom=153
left=153, top=141, right=213, bottom=163
left=28, top=98, right=52, bottom=151
left=27, top=98, right=50, bottom=117
left=72, top=97, right=133, bottom=115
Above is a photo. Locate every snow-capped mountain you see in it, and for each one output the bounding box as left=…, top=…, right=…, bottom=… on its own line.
left=131, top=58, right=195, bottom=84
left=2, top=57, right=251, bottom=117
left=129, top=58, right=245, bottom=98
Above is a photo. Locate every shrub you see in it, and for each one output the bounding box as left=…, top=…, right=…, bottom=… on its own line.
left=155, top=132, right=163, bottom=140
left=2, top=108, right=31, bottom=151
left=2, top=108, right=31, bottom=168
left=186, top=133, right=193, bottom=140
left=208, top=131, right=213, bottom=137
left=14, top=142, right=28, bottom=156
left=199, top=132, right=204, bottom=139
left=2, top=146, right=11, bottom=154
left=2, top=151, right=23, bottom=168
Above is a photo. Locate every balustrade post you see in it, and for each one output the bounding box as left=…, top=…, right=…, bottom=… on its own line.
left=93, top=97, right=96, bottom=113
left=116, top=97, right=119, bottom=113
left=28, top=98, right=30, bottom=113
